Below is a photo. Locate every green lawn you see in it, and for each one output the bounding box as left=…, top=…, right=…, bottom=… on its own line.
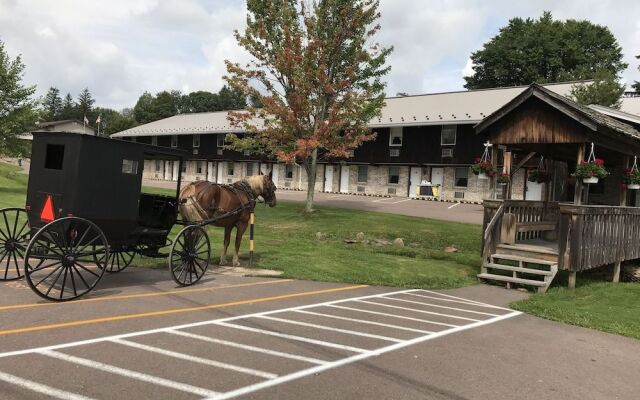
left=0, top=161, right=481, bottom=289
left=512, top=282, right=640, bottom=340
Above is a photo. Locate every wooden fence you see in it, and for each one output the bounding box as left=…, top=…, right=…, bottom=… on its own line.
left=558, top=205, right=640, bottom=271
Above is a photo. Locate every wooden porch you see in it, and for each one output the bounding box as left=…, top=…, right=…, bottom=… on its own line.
left=475, top=84, right=640, bottom=291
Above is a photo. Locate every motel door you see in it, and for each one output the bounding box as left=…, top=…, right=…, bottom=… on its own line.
left=409, top=167, right=422, bottom=198
left=431, top=168, right=444, bottom=186
left=172, top=162, right=179, bottom=181
left=325, top=165, right=334, bottom=192
left=340, top=166, right=350, bottom=193
left=216, top=162, right=224, bottom=184
left=164, top=161, right=172, bottom=181
left=207, top=162, right=214, bottom=182
left=525, top=181, right=544, bottom=201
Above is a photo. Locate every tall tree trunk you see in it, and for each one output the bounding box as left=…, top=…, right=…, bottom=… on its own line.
left=304, top=149, right=318, bottom=213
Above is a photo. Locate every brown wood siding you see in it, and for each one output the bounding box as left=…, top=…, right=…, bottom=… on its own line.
left=488, top=99, right=588, bottom=145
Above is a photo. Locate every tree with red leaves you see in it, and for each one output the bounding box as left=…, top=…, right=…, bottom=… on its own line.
left=224, top=0, right=392, bottom=212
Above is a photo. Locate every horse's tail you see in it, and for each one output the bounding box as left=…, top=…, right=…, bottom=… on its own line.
left=179, top=181, right=214, bottom=222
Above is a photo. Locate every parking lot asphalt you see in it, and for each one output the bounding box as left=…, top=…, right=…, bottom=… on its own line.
left=142, top=179, right=484, bottom=225
left=1, top=268, right=638, bottom=400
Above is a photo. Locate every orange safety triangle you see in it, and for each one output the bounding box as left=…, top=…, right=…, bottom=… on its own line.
left=40, top=195, right=55, bottom=222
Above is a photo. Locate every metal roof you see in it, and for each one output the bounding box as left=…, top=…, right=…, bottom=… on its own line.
left=621, top=96, right=640, bottom=117
left=112, top=81, right=581, bottom=138
left=588, top=104, right=640, bottom=126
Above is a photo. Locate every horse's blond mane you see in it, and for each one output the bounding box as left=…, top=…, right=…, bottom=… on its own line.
left=244, top=175, right=264, bottom=195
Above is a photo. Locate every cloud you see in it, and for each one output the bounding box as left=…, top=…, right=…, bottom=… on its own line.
left=1, top=0, right=639, bottom=109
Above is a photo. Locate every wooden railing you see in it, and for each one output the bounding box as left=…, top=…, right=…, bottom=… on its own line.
left=482, top=200, right=559, bottom=243
left=481, top=202, right=504, bottom=263
left=558, top=205, right=640, bottom=271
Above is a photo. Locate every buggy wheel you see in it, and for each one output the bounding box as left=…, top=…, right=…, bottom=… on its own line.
left=104, top=250, right=135, bottom=273
left=24, top=217, right=108, bottom=301
left=170, top=225, right=210, bottom=286
left=0, top=208, right=30, bottom=281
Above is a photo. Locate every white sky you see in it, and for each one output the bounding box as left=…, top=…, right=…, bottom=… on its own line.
left=1, top=0, right=639, bottom=110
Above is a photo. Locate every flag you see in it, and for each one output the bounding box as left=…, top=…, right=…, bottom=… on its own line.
left=83, top=115, right=89, bottom=125
left=96, top=114, right=101, bottom=124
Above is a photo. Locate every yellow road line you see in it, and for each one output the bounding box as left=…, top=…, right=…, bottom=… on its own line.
left=0, top=279, right=294, bottom=312
left=0, top=284, right=369, bottom=336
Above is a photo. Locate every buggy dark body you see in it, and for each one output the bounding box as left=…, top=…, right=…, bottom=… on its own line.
left=0, top=131, right=213, bottom=301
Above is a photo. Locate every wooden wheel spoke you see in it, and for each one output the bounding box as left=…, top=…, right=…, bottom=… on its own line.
left=2, top=213, right=11, bottom=240
left=72, top=225, right=92, bottom=253
left=68, top=266, right=78, bottom=297
left=73, top=262, right=101, bottom=279
left=30, top=259, right=63, bottom=273
left=33, top=264, right=64, bottom=288
left=11, top=211, right=19, bottom=239
left=44, top=266, right=66, bottom=296
left=59, top=267, right=69, bottom=300
left=15, top=220, right=29, bottom=241
left=71, top=264, right=92, bottom=289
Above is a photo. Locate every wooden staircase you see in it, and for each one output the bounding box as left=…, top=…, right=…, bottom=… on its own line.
left=478, top=244, right=558, bottom=293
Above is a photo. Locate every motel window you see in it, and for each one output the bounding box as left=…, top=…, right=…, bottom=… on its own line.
left=455, top=167, right=469, bottom=188
left=181, top=162, right=187, bottom=173
left=171, top=135, right=178, bottom=148
left=388, top=166, right=400, bottom=184
left=285, top=165, right=294, bottom=179
left=227, top=163, right=234, bottom=176
left=357, top=165, right=368, bottom=183
left=441, top=125, right=457, bottom=145
left=151, top=136, right=158, bottom=146
left=389, top=127, right=403, bottom=147
left=217, top=134, right=225, bottom=147
left=246, top=163, right=254, bottom=176
left=193, top=134, right=200, bottom=148
left=155, top=160, right=161, bottom=172
left=196, top=161, right=203, bottom=174
left=131, top=137, right=137, bottom=142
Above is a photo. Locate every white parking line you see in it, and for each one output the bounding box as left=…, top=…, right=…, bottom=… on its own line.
left=390, top=198, right=412, bottom=204
left=356, top=299, right=480, bottom=323
left=212, top=321, right=369, bottom=353
left=371, top=197, right=395, bottom=203
left=0, top=370, right=96, bottom=400
left=380, top=296, right=501, bottom=317
left=40, top=350, right=220, bottom=397
left=0, top=289, right=521, bottom=400
left=166, top=330, right=328, bottom=365
left=254, top=315, right=403, bottom=343
left=110, top=338, right=278, bottom=379
left=448, top=202, right=460, bottom=209
left=294, top=309, right=435, bottom=334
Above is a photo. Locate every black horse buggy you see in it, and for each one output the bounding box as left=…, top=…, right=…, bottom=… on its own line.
left=0, top=132, right=212, bottom=301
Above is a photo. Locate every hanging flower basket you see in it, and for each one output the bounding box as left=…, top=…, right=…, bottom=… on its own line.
left=624, top=162, right=640, bottom=190
left=471, top=157, right=496, bottom=179
left=527, top=168, right=551, bottom=183
left=572, top=159, right=608, bottom=184
left=496, top=172, right=510, bottom=185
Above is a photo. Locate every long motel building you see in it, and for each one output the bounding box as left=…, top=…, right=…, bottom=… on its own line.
left=111, top=82, right=640, bottom=203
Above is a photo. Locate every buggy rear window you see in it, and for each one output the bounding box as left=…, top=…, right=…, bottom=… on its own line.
left=44, top=144, right=65, bottom=170
left=122, top=159, right=139, bottom=174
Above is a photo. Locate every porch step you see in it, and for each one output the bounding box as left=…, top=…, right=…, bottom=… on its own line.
left=495, top=244, right=559, bottom=263
left=477, top=273, right=547, bottom=287
left=490, top=253, right=557, bottom=266
left=484, top=263, right=554, bottom=276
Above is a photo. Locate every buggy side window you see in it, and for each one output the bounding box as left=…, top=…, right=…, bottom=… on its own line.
left=122, top=159, right=139, bottom=174
left=44, top=144, right=65, bottom=170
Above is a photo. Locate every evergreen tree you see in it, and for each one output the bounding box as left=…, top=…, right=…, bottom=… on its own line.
left=0, top=39, right=37, bottom=156
left=217, top=85, right=246, bottom=110
left=41, top=87, right=63, bottom=121
left=133, top=92, right=156, bottom=124
left=76, top=87, right=95, bottom=121
left=182, top=91, right=219, bottom=113
left=60, top=93, right=76, bottom=119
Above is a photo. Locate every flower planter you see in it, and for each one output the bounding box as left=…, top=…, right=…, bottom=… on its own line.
left=478, top=172, right=488, bottom=180
left=583, top=176, right=599, bottom=184
left=628, top=184, right=640, bottom=190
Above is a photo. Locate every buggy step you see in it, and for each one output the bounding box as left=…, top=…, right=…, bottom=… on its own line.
left=477, top=273, right=547, bottom=287
left=484, top=263, right=555, bottom=276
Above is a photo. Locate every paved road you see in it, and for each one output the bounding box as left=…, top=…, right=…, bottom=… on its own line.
left=142, top=179, right=484, bottom=225
left=1, top=268, right=638, bottom=400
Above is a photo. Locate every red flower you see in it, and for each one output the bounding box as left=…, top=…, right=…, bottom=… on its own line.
left=589, top=172, right=595, bottom=177
left=622, top=183, right=628, bottom=189
left=474, top=157, right=481, bottom=163
left=489, top=172, right=495, bottom=177
left=595, top=159, right=604, bottom=166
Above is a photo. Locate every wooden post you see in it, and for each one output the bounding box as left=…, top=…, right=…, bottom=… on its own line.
left=504, top=151, right=512, bottom=200
left=568, top=271, right=577, bottom=289
left=612, top=261, right=621, bottom=283
left=574, top=143, right=585, bottom=205
left=249, top=212, right=255, bottom=267
left=621, top=156, right=629, bottom=206
left=491, top=146, right=498, bottom=199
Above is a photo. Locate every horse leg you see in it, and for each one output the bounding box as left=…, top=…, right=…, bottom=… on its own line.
left=220, top=226, right=232, bottom=266
left=233, top=221, right=248, bottom=267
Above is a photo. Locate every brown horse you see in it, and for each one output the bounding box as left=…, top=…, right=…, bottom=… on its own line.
left=178, top=172, right=277, bottom=267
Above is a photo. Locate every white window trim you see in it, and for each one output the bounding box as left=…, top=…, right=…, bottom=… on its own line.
left=389, top=127, right=403, bottom=147
left=193, top=134, right=200, bottom=148
left=388, top=166, right=401, bottom=185
left=171, top=135, right=178, bottom=148
left=285, top=165, right=294, bottom=180
left=217, top=134, right=225, bottom=147
left=151, top=136, right=157, bottom=146
left=441, top=125, right=457, bottom=145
